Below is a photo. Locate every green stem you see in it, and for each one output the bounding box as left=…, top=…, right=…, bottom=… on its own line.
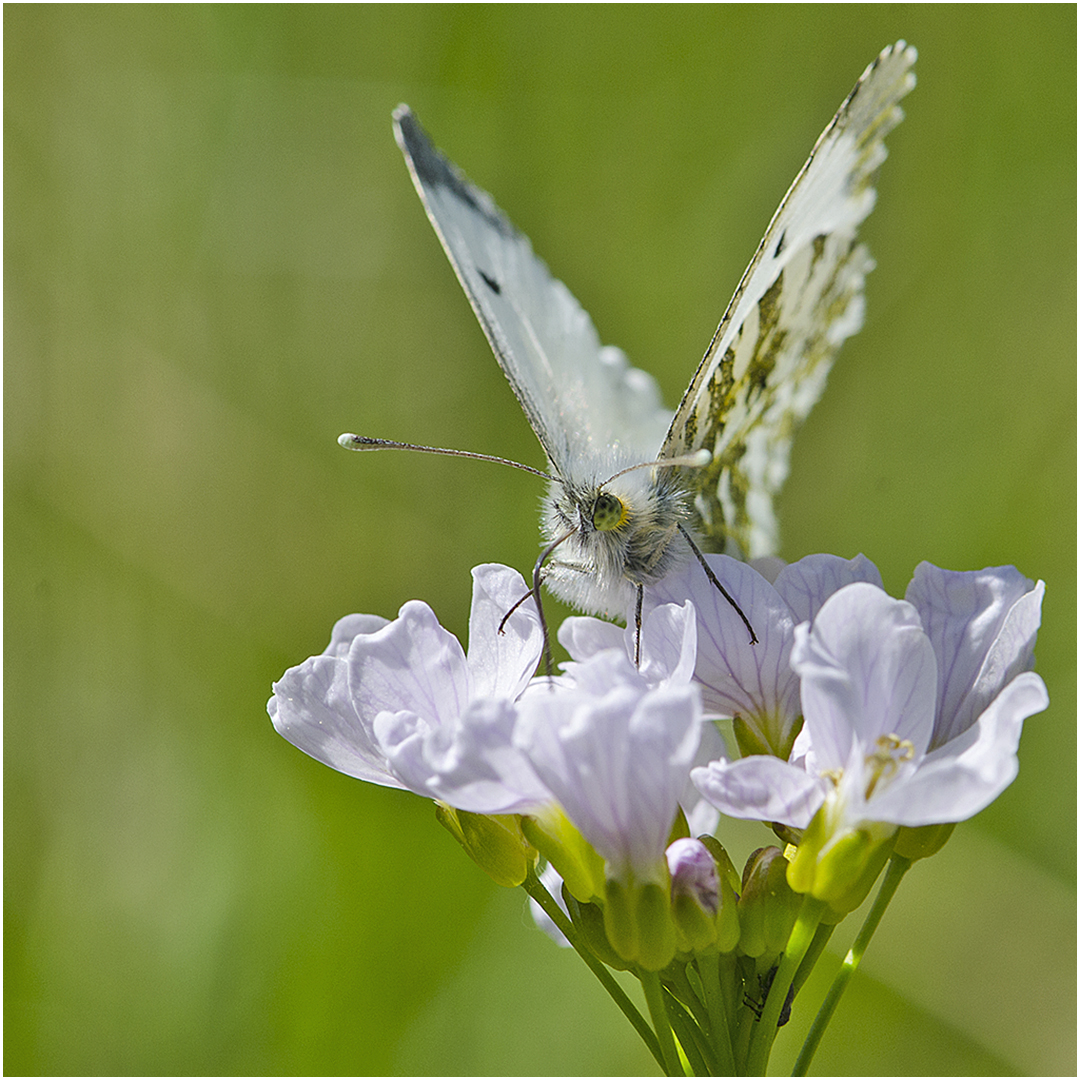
left=666, top=963, right=709, bottom=1032
left=697, top=956, right=737, bottom=1077
left=663, top=989, right=714, bottom=1076
left=642, top=969, right=684, bottom=1076
left=792, top=922, right=835, bottom=999
left=522, top=870, right=664, bottom=1072
left=745, top=896, right=826, bottom=1075
left=792, top=854, right=911, bottom=1076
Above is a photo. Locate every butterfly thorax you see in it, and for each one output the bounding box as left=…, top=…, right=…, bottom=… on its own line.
left=540, top=464, right=691, bottom=619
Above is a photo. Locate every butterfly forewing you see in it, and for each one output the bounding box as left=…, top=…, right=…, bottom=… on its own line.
left=661, top=41, right=917, bottom=558
left=394, top=108, right=671, bottom=481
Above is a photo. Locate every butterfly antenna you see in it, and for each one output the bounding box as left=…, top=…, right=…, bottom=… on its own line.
left=601, top=448, right=712, bottom=488
left=677, top=523, right=758, bottom=645
left=338, top=434, right=558, bottom=482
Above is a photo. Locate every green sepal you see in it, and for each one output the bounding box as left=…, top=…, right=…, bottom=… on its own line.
left=435, top=804, right=535, bottom=887
left=695, top=835, right=741, bottom=953
left=520, top=808, right=605, bottom=903
left=563, top=889, right=630, bottom=970
left=603, top=877, right=677, bottom=971
left=733, top=713, right=803, bottom=762
left=894, top=822, right=955, bottom=861
left=671, top=888, right=717, bottom=954
left=787, top=805, right=897, bottom=913
left=737, top=846, right=799, bottom=960
left=698, top=834, right=742, bottom=897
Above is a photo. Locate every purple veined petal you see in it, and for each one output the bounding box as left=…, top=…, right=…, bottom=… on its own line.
left=376, top=698, right=550, bottom=814
left=692, top=756, right=826, bottom=829
left=348, top=599, right=471, bottom=725
left=465, top=564, right=545, bottom=700
left=868, top=671, right=1049, bottom=826
left=517, top=680, right=701, bottom=877
left=793, top=584, right=938, bottom=770
left=905, top=563, right=1045, bottom=748
left=774, top=553, right=884, bottom=626
left=269, top=649, right=403, bottom=789
left=651, top=554, right=800, bottom=728
left=559, top=601, right=697, bottom=690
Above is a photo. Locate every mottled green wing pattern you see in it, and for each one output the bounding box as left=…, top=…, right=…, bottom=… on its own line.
left=662, top=41, right=917, bottom=557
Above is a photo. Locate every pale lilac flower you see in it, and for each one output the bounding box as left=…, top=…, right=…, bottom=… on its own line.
left=269, top=564, right=549, bottom=813
left=693, top=568, right=1048, bottom=837
left=515, top=646, right=703, bottom=884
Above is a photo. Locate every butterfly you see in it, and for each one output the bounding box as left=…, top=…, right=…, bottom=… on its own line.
left=341, top=42, right=916, bottom=650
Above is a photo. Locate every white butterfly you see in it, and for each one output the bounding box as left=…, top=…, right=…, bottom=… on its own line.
left=342, top=42, right=916, bottom=639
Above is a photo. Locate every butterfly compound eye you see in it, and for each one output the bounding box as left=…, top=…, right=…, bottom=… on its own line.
left=592, top=492, right=627, bottom=532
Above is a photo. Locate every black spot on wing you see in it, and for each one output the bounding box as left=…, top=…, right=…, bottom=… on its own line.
left=478, top=269, right=501, bottom=295
left=774, top=229, right=787, bottom=258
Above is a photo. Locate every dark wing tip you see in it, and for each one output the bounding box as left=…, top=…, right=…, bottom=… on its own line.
left=391, top=105, right=512, bottom=236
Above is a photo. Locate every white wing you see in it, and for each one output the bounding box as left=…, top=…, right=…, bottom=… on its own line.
left=393, top=106, right=671, bottom=479
left=662, top=41, right=917, bottom=557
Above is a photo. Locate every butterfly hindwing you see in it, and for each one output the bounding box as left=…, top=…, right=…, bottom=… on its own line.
left=661, top=41, right=917, bottom=558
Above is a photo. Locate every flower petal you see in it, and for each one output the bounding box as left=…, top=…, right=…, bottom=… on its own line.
left=465, top=564, right=545, bottom=700
left=867, top=671, right=1049, bottom=825
left=349, top=600, right=470, bottom=724
left=774, top=553, right=883, bottom=626
left=651, top=555, right=800, bottom=733
left=792, top=583, right=938, bottom=769
left=376, top=698, right=549, bottom=814
left=517, top=676, right=701, bottom=877
left=269, top=626, right=401, bottom=788
left=692, top=756, right=826, bottom=829
left=905, top=563, right=1045, bottom=747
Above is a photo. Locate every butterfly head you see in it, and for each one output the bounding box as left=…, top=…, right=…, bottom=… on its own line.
left=540, top=453, right=709, bottom=618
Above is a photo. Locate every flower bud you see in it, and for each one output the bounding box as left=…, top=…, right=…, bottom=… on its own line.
left=894, top=822, right=955, bottom=861
left=694, top=835, right=741, bottom=952
left=435, top=804, right=535, bottom=887
left=738, top=847, right=800, bottom=960
left=667, top=838, right=719, bottom=953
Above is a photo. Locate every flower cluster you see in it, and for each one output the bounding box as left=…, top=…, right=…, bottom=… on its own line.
left=269, top=552, right=1047, bottom=1072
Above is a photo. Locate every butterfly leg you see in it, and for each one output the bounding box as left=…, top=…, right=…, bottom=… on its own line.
left=633, top=584, right=644, bottom=667
left=677, top=524, right=758, bottom=645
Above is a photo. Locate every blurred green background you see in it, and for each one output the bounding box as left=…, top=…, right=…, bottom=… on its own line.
left=6, top=6, right=1075, bottom=1076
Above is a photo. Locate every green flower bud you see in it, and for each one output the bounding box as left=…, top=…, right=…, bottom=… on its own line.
left=738, top=847, right=800, bottom=960
left=693, top=835, right=741, bottom=952
left=435, top=804, right=535, bottom=887
left=894, top=822, right=955, bottom=861
left=668, top=838, right=719, bottom=954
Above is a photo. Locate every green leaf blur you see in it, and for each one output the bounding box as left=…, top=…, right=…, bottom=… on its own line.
left=6, top=6, right=1074, bottom=1075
